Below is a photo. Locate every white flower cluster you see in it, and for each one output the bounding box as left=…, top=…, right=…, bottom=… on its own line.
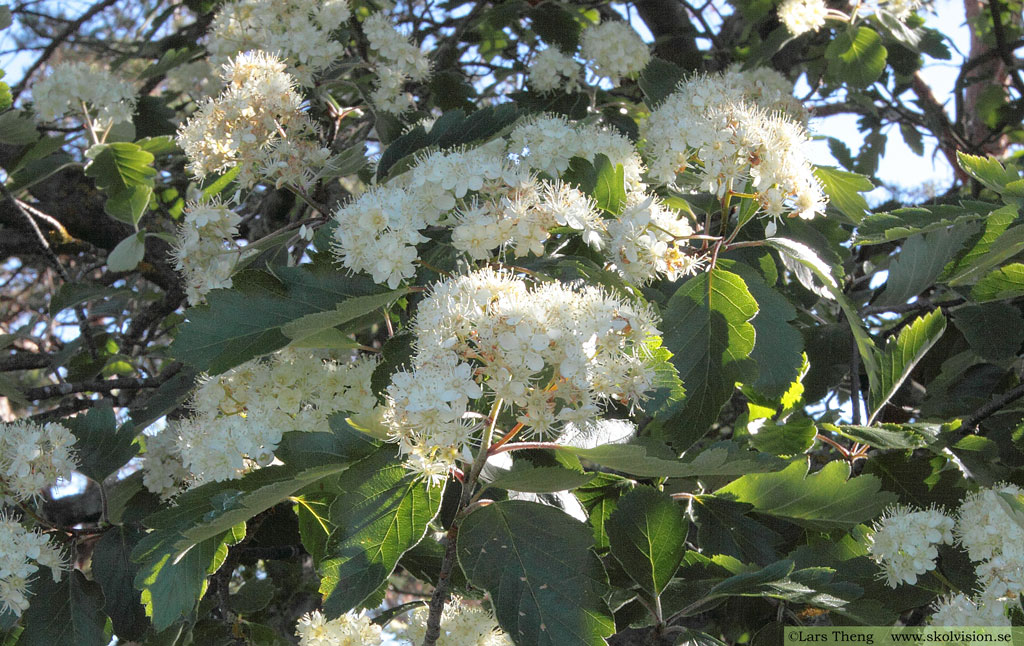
left=141, top=430, right=189, bottom=500
left=953, top=484, right=1024, bottom=609
left=866, top=504, right=955, bottom=587
left=295, top=602, right=509, bottom=646
left=176, top=51, right=330, bottom=188
left=778, top=0, right=829, bottom=36
left=174, top=349, right=379, bottom=484
left=930, top=593, right=1009, bottom=627
left=0, top=515, right=67, bottom=617
left=296, top=610, right=383, bottom=646
left=363, top=12, right=431, bottom=114
left=207, top=0, right=351, bottom=86
left=31, top=61, right=136, bottom=134
left=643, top=71, right=826, bottom=225
left=580, top=21, right=651, bottom=86
left=0, top=420, right=77, bottom=502
left=528, top=48, right=583, bottom=94
left=332, top=117, right=703, bottom=288
left=385, top=268, right=662, bottom=482
left=401, top=600, right=512, bottom=646
left=171, top=200, right=246, bottom=305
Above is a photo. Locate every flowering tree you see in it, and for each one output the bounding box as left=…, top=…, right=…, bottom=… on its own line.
left=0, top=0, right=1023, bottom=643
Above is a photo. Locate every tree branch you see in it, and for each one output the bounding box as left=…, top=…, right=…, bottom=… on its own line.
left=962, top=382, right=1024, bottom=431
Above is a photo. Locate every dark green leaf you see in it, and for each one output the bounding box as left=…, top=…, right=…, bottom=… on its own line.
left=606, top=486, right=687, bottom=596
left=485, top=465, right=595, bottom=493
left=319, top=447, right=444, bottom=617
left=953, top=303, right=1024, bottom=362
left=49, top=283, right=132, bottom=317
left=867, top=309, right=946, bottom=424
left=458, top=500, right=615, bottom=646
left=691, top=497, right=783, bottom=565
left=823, top=423, right=932, bottom=450
left=945, top=220, right=1024, bottom=287
left=170, top=266, right=390, bottom=374
left=565, top=441, right=782, bottom=478
left=856, top=202, right=994, bottom=244
left=63, top=406, right=138, bottom=481
left=716, top=460, right=897, bottom=530
left=574, top=473, right=632, bottom=550
left=658, top=270, right=758, bottom=449
left=19, top=571, right=107, bottom=646
left=0, top=110, right=39, bottom=145
left=93, top=526, right=148, bottom=641
left=529, top=4, right=580, bottom=51
left=941, top=204, right=1015, bottom=281
left=736, top=265, right=804, bottom=401
left=638, top=57, right=686, bottom=107
left=280, top=287, right=408, bottom=346
left=875, top=228, right=975, bottom=306
left=228, top=579, right=275, bottom=615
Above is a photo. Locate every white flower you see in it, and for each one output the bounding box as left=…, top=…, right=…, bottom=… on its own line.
left=0, top=514, right=68, bottom=617
left=295, top=610, right=384, bottom=646
left=172, top=200, right=245, bottom=305
left=529, top=48, right=582, bottom=94
left=400, top=600, right=512, bottom=646
left=0, top=421, right=77, bottom=502
left=778, top=0, right=829, bottom=36
left=930, top=593, right=1009, bottom=627
left=955, top=484, right=1024, bottom=605
left=177, top=350, right=380, bottom=484
left=141, top=430, right=189, bottom=500
left=31, top=61, right=136, bottom=133
left=207, top=0, right=350, bottom=86
left=176, top=51, right=324, bottom=187
left=580, top=22, right=650, bottom=85
left=866, top=504, right=955, bottom=587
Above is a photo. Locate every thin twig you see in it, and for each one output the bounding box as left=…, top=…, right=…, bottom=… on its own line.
left=962, top=382, right=1024, bottom=431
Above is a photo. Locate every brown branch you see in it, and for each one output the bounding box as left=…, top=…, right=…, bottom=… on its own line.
left=22, top=376, right=165, bottom=401
left=0, top=353, right=52, bottom=372
left=962, top=382, right=1024, bottom=431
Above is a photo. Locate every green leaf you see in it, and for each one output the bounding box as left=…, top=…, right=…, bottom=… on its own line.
left=945, top=221, right=1024, bottom=287
left=134, top=528, right=240, bottom=631
left=529, top=3, right=581, bottom=51
left=765, top=237, right=838, bottom=299
left=876, top=227, right=976, bottom=306
left=107, top=231, right=147, bottom=272
left=957, top=152, right=1020, bottom=193
left=63, top=406, right=138, bottom=481
left=171, top=265, right=391, bottom=374
left=564, top=442, right=782, bottom=479
left=18, top=571, right=107, bottom=646
left=228, top=579, right=275, bottom=615
left=716, top=460, right=897, bottom=530
left=84, top=142, right=156, bottom=226
left=457, top=500, right=615, bottom=646
left=592, top=153, right=625, bottom=215
left=705, top=559, right=795, bottom=599
left=319, top=447, right=444, bottom=617
left=941, top=204, right=1016, bottom=281
left=825, top=27, right=888, bottom=87
left=972, top=263, right=1024, bottom=302
left=691, top=497, right=783, bottom=565
left=748, top=417, right=816, bottom=455
left=867, top=309, right=946, bottom=424
left=485, top=465, right=596, bottom=493
left=294, top=494, right=334, bottom=566
left=641, top=336, right=686, bottom=413
left=659, top=270, right=758, bottom=449
left=953, top=303, right=1024, bottom=362
left=823, top=423, right=935, bottom=450
left=93, top=527, right=148, bottom=641
left=813, top=166, right=873, bottom=223
left=275, top=414, right=380, bottom=469
left=606, top=486, right=688, bottom=597
left=735, top=265, right=804, bottom=401
left=574, top=473, right=632, bottom=550
left=281, top=287, right=408, bottom=347
left=0, top=110, right=39, bottom=145
left=0, top=374, right=27, bottom=408
left=638, top=57, right=686, bottom=107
